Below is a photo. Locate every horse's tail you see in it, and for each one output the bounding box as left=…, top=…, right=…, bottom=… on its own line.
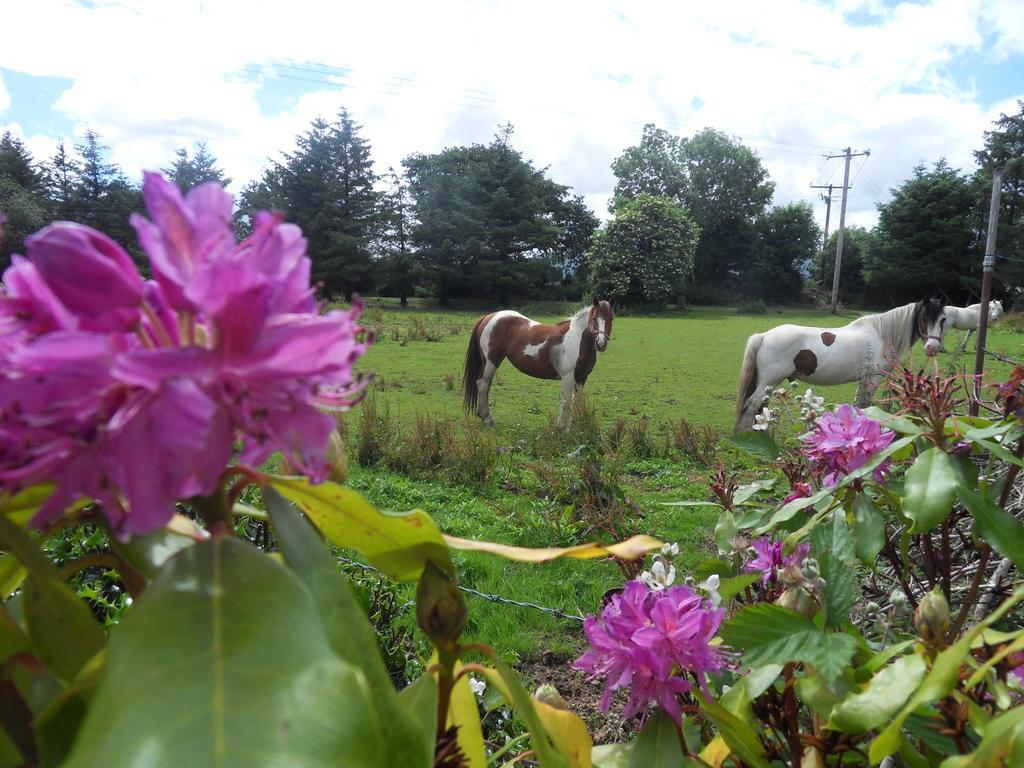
left=734, top=333, right=764, bottom=433
left=462, top=316, right=488, bottom=413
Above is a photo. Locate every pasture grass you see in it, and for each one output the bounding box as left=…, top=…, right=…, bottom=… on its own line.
left=342, top=300, right=1024, bottom=659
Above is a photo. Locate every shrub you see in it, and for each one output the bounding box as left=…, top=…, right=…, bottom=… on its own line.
left=736, top=298, right=768, bottom=314
left=668, top=415, right=720, bottom=465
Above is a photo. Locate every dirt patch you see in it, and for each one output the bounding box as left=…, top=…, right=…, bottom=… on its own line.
left=515, top=649, right=635, bottom=746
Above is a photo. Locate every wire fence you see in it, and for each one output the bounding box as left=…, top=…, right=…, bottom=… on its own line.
left=335, top=554, right=585, bottom=623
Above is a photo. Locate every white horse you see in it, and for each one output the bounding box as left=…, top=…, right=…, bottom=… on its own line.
left=943, top=300, right=1003, bottom=351
left=734, top=299, right=948, bottom=433
left=463, top=298, right=614, bottom=427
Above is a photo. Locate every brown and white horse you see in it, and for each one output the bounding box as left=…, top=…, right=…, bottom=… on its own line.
left=734, top=299, right=948, bottom=433
left=463, top=298, right=614, bottom=427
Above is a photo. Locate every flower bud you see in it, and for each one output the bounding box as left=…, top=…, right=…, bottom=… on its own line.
left=416, top=561, right=467, bottom=649
left=914, top=588, right=950, bottom=645
left=776, top=586, right=816, bottom=618
left=534, top=684, right=567, bottom=710
left=890, top=589, right=909, bottom=614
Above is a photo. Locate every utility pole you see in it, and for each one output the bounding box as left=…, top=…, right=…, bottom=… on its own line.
left=810, top=183, right=838, bottom=244
left=970, top=168, right=1004, bottom=416
left=827, top=147, right=870, bottom=314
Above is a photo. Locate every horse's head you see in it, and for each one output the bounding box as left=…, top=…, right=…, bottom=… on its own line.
left=588, top=297, right=614, bottom=352
left=990, top=299, right=1004, bottom=322
left=914, top=297, right=947, bottom=356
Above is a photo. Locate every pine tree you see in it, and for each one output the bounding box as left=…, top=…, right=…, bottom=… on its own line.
left=0, top=132, right=51, bottom=264
left=164, top=142, right=231, bottom=193
left=71, top=130, right=142, bottom=255
left=377, top=167, right=417, bottom=306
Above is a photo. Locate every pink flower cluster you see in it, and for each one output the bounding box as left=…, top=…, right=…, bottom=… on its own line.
left=0, top=173, right=367, bottom=537
left=573, top=580, right=725, bottom=725
left=743, top=538, right=810, bottom=588
left=801, top=404, right=894, bottom=488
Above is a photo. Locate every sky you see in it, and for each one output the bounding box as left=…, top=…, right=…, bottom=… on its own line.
left=1, top=0, right=1022, bottom=232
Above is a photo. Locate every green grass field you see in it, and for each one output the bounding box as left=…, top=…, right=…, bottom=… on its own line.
left=343, top=300, right=1024, bottom=661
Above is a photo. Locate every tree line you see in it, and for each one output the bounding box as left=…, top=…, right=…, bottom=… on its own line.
left=1, top=102, right=1021, bottom=308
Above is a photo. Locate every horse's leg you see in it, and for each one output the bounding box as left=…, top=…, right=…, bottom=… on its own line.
left=557, top=374, right=577, bottom=429
left=476, top=361, right=498, bottom=426
left=738, top=371, right=774, bottom=432
left=958, top=329, right=973, bottom=354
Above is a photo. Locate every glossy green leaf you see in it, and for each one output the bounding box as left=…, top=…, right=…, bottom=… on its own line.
left=720, top=664, right=782, bottom=722
left=813, top=510, right=857, bottom=629
left=627, top=709, right=683, bottom=767
left=720, top=604, right=856, bottom=684
left=717, top=573, right=760, bottom=603
left=0, top=516, right=103, bottom=682
left=828, top=654, right=926, bottom=732
left=728, top=431, right=779, bottom=460
left=0, top=553, right=25, bottom=599
left=270, top=476, right=453, bottom=580
left=699, top=699, right=771, bottom=768
left=733, top=478, right=776, bottom=505
left=397, top=676, right=437, bottom=768
left=263, top=488, right=430, bottom=768
left=0, top=485, right=55, bottom=527
left=939, top=706, right=1024, bottom=767
left=870, top=587, right=1024, bottom=763
left=481, top=654, right=568, bottom=768
left=901, top=447, right=958, bottom=533
left=65, top=537, right=391, bottom=768
left=851, top=494, right=886, bottom=566
left=111, top=514, right=204, bottom=579
left=714, top=511, right=737, bottom=556
left=754, top=487, right=832, bottom=534
left=959, top=487, right=1024, bottom=571
left=860, top=407, right=926, bottom=435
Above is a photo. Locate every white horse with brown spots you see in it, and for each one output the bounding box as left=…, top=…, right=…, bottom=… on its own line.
left=463, top=298, right=614, bottom=427
left=734, top=299, right=948, bottom=433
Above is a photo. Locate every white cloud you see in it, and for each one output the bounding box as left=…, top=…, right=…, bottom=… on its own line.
left=0, top=0, right=1020, bottom=234
left=0, top=71, right=8, bottom=117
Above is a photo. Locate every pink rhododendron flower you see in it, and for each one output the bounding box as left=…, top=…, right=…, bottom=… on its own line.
left=573, top=580, right=726, bottom=725
left=744, top=538, right=811, bottom=588
left=801, top=404, right=894, bottom=487
left=0, top=173, right=367, bottom=538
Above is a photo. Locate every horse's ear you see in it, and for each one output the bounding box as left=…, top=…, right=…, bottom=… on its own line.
left=592, top=296, right=599, bottom=308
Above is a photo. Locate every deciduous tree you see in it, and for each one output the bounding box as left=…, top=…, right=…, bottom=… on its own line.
left=589, top=194, right=699, bottom=307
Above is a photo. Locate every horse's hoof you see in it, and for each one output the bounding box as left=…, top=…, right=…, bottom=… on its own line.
left=483, top=417, right=495, bottom=427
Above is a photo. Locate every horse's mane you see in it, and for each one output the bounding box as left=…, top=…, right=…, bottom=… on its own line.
left=855, top=302, right=917, bottom=357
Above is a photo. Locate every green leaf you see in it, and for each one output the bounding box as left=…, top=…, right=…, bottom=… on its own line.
left=869, top=587, right=1024, bottom=763
left=827, top=654, right=926, bottom=732
left=718, top=573, right=760, bottom=603
left=728, top=431, right=779, bottom=460
left=0, top=552, right=25, bottom=600
left=859, top=407, right=926, bottom=435
left=901, top=447, right=959, bottom=533
left=714, top=511, right=737, bottom=556
left=0, top=516, right=104, bottom=682
left=812, top=510, right=857, bottom=629
left=0, top=485, right=56, bottom=527
left=269, top=476, right=454, bottom=580
left=733, top=478, right=776, bottom=504
left=720, top=604, right=857, bottom=684
left=627, top=709, right=683, bottom=767
left=263, top=488, right=430, bottom=768
left=65, top=537, right=391, bottom=768
left=754, top=487, right=832, bottom=534
left=481, top=654, right=568, bottom=768
left=939, top=706, right=1024, bottom=768
left=959, top=487, right=1024, bottom=571
left=111, top=515, right=203, bottom=579
left=851, top=494, right=886, bottom=566
left=699, top=699, right=771, bottom=768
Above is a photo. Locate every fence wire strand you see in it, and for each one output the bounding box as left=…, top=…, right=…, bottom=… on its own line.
left=335, top=554, right=585, bottom=623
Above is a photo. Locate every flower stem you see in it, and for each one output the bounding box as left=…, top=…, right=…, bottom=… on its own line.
left=191, top=488, right=233, bottom=533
